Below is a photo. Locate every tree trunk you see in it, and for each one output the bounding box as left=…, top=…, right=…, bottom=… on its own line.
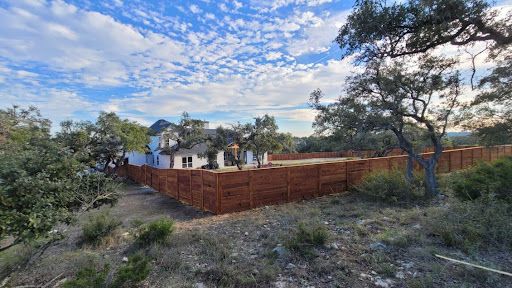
left=169, top=151, right=175, bottom=168
left=256, top=151, right=261, bottom=168
left=405, top=155, right=414, bottom=183
left=423, top=160, right=439, bottom=197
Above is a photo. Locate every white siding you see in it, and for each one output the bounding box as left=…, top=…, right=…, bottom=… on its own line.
left=173, top=154, right=208, bottom=169
left=127, top=151, right=147, bottom=166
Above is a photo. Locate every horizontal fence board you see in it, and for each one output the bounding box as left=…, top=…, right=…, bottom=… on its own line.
left=122, top=145, right=511, bottom=215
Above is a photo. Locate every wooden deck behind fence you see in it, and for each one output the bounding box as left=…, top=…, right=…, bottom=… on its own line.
left=123, top=145, right=512, bottom=214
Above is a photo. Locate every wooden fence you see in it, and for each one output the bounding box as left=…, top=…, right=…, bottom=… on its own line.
left=268, top=146, right=475, bottom=161
left=123, top=145, right=512, bottom=214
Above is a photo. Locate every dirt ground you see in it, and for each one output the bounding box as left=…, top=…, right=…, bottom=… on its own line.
left=2, top=183, right=512, bottom=288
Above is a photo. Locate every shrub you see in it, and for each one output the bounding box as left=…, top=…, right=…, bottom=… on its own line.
left=112, top=253, right=151, bottom=287
left=449, top=156, right=512, bottom=202
left=136, top=218, right=174, bottom=247
left=286, top=222, right=328, bottom=257
left=63, top=264, right=109, bottom=288
left=82, top=211, right=121, bottom=245
left=354, top=170, right=425, bottom=204
left=427, top=198, right=512, bottom=252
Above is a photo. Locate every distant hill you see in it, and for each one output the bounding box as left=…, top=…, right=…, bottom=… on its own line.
left=447, top=131, right=471, bottom=137
left=149, top=119, right=171, bottom=134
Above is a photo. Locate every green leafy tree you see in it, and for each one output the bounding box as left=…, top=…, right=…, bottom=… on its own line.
left=93, top=112, right=149, bottom=172
left=0, top=106, right=120, bottom=253
left=275, top=132, right=297, bottom=154
left=247, top=115, right=281, bottom=168
left=336, top=0, right=512, bottom=145
left=312, top=56, right=462, bottom=196
left=160, top=112, right=206, bottom=168
left=198, top=126, right=229, bottom=169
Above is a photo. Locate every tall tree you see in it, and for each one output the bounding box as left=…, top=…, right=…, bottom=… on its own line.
left=0, top=107, right=119, bottom=252
left=247, top=115, right=281, bottom=168
left=312, top=56, right=462, bottom=196
left=336, top=0, right=512, bottom=145
left=160, top=112, right=206, bottom=168
left=93, top=112, right=149, bottom=172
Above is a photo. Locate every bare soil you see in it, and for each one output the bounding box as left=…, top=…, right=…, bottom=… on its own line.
left=2, top=183, right=511, bottom=288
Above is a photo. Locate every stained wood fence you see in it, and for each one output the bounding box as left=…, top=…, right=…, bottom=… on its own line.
left=122, top=145, right=512, bottom=214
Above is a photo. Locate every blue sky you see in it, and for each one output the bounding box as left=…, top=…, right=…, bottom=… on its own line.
left=0, top=0, right=510, bottom=136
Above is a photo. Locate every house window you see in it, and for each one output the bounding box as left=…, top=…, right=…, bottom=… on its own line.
left=182, top=156, right=193, bottom=168
left=156, top=156, right=159, bottom=166
left=253, top=153, right=258, bottom=161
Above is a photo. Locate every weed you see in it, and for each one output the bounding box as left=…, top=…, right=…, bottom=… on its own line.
left=354, top=170, right=425, bottom=205
left=112, top=253, right=151, bottom=287
left=377, top=229, right=421, bottom=248
left=82, top=210, right=121, bottom=245
left=136, top=218, right=174, bottom=247
left=63, top=264, right=109, bottom=288
left=286, top=222, right=328, bottom=257
left=426, top=198, right=512, bottom=252
left=448, top=156, right=512, bottom=202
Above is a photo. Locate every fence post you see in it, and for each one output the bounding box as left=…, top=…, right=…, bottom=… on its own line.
left=287, top=167, right=291, bottom=202
left=216, top=173, right=221, bottom=214
left=200, top=170, right=204, bottom=210
left=189, top=169, right=193, bottom=205
left=316, top=165, right=320, bottom=197
left=249, top=170, right=254, bottom=209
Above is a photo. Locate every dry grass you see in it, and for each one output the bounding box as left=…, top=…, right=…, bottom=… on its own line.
left=2, top=183, right=512, bottom=288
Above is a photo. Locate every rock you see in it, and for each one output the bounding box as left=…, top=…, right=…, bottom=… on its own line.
left=395, top=271, right=405, bottom=279
left=272, top=246, right=288, bottom=258
left=328, top=242, right=340, bottom=250
left=273, top=281, right=287, bottom=288
left=244, top=232, right=249, bottom=236
left=369, top=242, right=387, bottom=251
left=285, top=263, right=296, bottom=269
left=323, top=221, right=329, bottom=225
left=374, top=278, right=394, bottom=288
left=401, top=262, right=414, bottom=270
left=412, top=224, right=421, bottom=229
left=194, top=283, right=206, bottom=288
left=122, top=256, right=128, bottom=262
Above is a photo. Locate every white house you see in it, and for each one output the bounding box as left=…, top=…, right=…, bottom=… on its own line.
left=127, top=119, right=267, bottom=169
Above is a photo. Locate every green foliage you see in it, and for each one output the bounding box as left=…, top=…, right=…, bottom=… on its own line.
left=0, top=107, right=79, bottom=245
left=246, top=115, right=281, bottom=167
left=63, top=264, right=109, bottom=288
left=136, top=218, right=174, bottom=246
left=82, top=211, right=121, bottom=245
left=160, top=112, right=206, bottom=168
left=336, top=0, right=506, bottom=62
left=427, top=198, right=512, bottom=252
left=449, top=156, right=512, bottom=202
left=354, top=170, right=425, bottom=204
left=94, top=112, right=149, bottom=171
left=72, top=172, right=121, bottom=211
left=112, top=253, right=151, bottom=287
left=286, top=222, right=328, bottom=257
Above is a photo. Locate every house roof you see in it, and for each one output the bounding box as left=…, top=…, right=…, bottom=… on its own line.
left=149, top=119, right=172, bottom=133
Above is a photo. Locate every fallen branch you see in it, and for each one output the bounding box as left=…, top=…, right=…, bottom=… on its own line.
left=435, top=254, right=512, bottom=277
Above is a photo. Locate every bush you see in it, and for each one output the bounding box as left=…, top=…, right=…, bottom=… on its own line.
left=82, top=211, right=121, bottom=245
left=449, top=156, right=512, bottom=202
left=427, top=198, right=512, bottom=252
left=136, top=218, right=174, bottom=247
left=112, top=253, right=151, bottom=287
left=354, top=170, right=425, bottom=204
left=286, top=222, right=328, bottom=257
left=63, top=265, right=109, bottom=288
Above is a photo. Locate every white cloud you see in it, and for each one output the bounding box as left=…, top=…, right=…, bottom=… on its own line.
left=189, top=4, right=201, bottom=14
